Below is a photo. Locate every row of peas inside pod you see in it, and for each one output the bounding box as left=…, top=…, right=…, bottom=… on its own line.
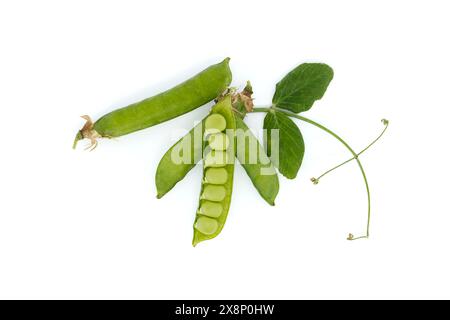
left=193, top=96, right=236, bottom=246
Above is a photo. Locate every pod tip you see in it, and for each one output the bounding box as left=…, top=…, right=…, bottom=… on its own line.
left=72, top=131, right=82, bottom=149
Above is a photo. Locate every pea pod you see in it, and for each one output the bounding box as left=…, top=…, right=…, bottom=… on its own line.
left=235, top=117, right=279, bottom=205
left=155, top=119, right=205, bottom=199
left=193, top=95, right=235, bottom=246
left=73, top=58, right=232, bottom=149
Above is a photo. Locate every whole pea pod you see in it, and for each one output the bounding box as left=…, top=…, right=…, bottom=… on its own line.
left=193, top=95, right=235, bottom=246
left=73, top=58, right=232, bottom=149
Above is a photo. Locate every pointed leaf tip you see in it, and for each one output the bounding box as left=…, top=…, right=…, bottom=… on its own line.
left=273, top=63, right=333, bottom=113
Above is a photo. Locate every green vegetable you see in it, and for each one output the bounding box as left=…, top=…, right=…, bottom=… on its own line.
left=204, top=168, right=228, bottom=185
left=155, top=85, right=280, bottom=206
left=74, top=58, right=232, bottom=149
left=155, top=119, right=205, bottom=199
left=205, top=113, right=227, bottom=134
left=193, top=96, right=235, bottom=246
left=235, top=117, right=279, bottom=205
left=201, top=185, right=227, bottom=201
left=195, top=217, right=218, bottom=235
left=230, top=81, right=280, bottom=204
left=79, top=59, right=388, bottom=245
left=198, top=201, right=223, bottom=218
left=204, top=150, right=229, bottom=167
left=208, top=132, right=229, bottom=150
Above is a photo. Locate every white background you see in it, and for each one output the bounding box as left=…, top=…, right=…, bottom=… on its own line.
left=1, top=0, right=449, bottom=300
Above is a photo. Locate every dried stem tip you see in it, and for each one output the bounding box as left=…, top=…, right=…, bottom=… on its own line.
left=73, top=115, right=101, bottom=151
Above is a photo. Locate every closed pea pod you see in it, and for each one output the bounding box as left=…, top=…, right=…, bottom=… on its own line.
left=193, top=95, right=235, bottom=246
left=74, top=58, right=232, bottom=149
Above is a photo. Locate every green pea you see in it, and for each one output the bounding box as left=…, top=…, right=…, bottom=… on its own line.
left=208, top=132, right=230, bottom=150
left=201, top=185, right=226, bottom=201
left=199, top=201, right=223, bottom=218
left=235, top=117, right=279, bottom=205
left=204, top=150, right=229, bottom=167
left=194, top=217, right=218, bottom=235
left=204, top=168, right=228, bottom=184
left=204, top=114, right=227, bottom=135
left=193, top=95, right=236, bottom=246
left=74, top=58, right=232, bottom=149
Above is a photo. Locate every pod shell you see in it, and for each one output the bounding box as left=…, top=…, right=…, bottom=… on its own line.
left=94, top=58, right=232, bottom=137
left=235, top=117, right=279, bottom=205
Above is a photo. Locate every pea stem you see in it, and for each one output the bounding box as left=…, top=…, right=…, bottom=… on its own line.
left=251, top=106, right=371, bottom=240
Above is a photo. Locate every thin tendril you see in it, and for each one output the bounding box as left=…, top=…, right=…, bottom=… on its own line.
left=251, top=106, right=371, bottom=240
left=312, top=119, right=389, bottom=183
left=312, top=158, right=353, bottom=184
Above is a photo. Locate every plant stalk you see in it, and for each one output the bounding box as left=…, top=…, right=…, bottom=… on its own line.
left=251, top=106, right=371, bottom=240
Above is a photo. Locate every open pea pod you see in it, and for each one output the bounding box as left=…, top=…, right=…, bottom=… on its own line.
left=193, top=95, right=235, bottom=246
left=155, top=88, right=280, bottom=206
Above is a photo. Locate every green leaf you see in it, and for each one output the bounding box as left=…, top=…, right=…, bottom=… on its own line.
left=263, top=111, right=305, bottom=179
left=273, top=63, right=333, bottom=113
